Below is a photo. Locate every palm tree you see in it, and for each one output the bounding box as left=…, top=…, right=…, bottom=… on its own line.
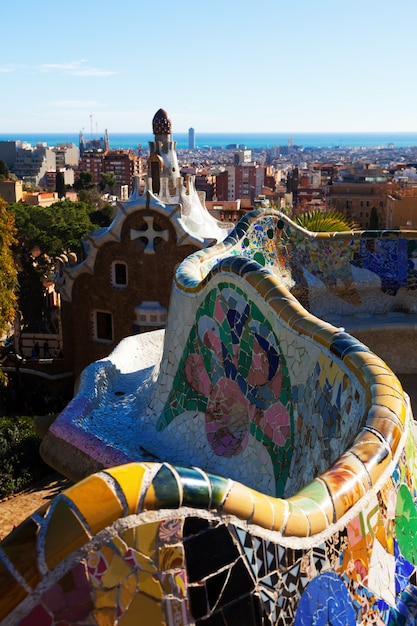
left=294, top=209, right=358, bottom=232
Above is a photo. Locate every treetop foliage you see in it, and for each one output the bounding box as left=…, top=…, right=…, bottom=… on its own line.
left=0, top=198, right=18, bottom=336
left=6, top=198, right=112, bottom=332
left=0, top=159, right=9, bottom=180
left=9, top=199, right=112, bottom=259
left=294, top=209, right=358, bottom=232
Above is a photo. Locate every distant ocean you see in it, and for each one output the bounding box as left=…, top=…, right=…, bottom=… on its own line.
left=1, top=131, right=417, bottom=150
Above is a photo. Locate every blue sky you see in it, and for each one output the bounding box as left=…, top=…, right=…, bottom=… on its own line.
left=1, top=0, right=416, bottom=134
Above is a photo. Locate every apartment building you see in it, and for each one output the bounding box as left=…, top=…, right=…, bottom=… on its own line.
left=79, top=149, right=143, bottom=193
left=79, top=150, right=104, bottom=185
left=13, top=144, right=56, bottom=186
left=45, top=168, right=75, bottom=191
left=386, top=177, right=417, bottom=230
left=216, top=164, right=266, bottom=201
left=53, top=143, right=79, bottom=168
left=0, top=140, right=21, bottom=169
left=328, top=163, right=388, bottom=228
left=102, top=150, right=142, bottom=194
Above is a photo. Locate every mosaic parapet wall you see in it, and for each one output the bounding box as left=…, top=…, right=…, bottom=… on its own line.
left=182, top=208, right=417, bottom=318
left=2, top=209, right=417, bottom=623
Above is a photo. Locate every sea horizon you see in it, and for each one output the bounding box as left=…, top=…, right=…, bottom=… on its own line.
left=1, top=131, right=417, bottom=150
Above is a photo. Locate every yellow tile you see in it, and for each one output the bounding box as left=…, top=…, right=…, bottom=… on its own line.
left=244, top=270, right=274, bottom=294
left=66, top=474, right=124, bottom=536
left=290, top=316, right=320, bottom=339
left=367, top=417, right=403, bottom=453
left=367, top=404, right=404, bottom=431
left=221, top=483, right=254, bottom=520
left=101, top=545, right=115, bottom=565
left=365, top=373, right=403, bottom=392
left=1, top=518, right=41, bottom=589
left=118, top=590, right=163, bottom=626
left=284, top=503, right=310, bottom=537
left=287, top=497, right=329, bottom=535
left=44, top=499, right=91, bottom=569
left=270, top=498, right=288, bottom=532
left=291, top=479, right=334, bottom=526
left=159, top=570, right=187, bottom=597
left=93, top=607, right=117, bottom=626
left=138, top=570, right=163, bottom=600
left=311, top=326, right=335, bottom=349
left=101, top=553, right=132, bottom=589
left=374, top=395, right=407, bottom=424
left=255, top=274, right=281, bottom=298
left=317, top=365, right=326, bottom=389
left=105, top=463, right=148, bottom=515
left=135, top=522, right=159, bottom=559
left=119, top=573, right=138, bottom=612
left=250, top=490, right=275, bottom=529
left=128, top=548, right=157, bottom=573
left=0, top=558, right=28, bottom=621
left=320, top=452, right=369, bottom=520
left=95, top=587, right=118, bottom=609
left=158, top=544, right=184, bottom=571
left=87, top=546, right=115, bottom=590
left=142, top=482, right=158, bottom=510
left=326, top=362, right=344, bottom=387
left=349, top=431, right=393, bottom=486
left=346, top=352, right=391, bottom=376
left=370, top=384, right=404, bottom=402
left=269, top=300, right=298, bottom=325
left=110, top=535, right=128, bottom=556
left=121, top=527, right=136, bottom=548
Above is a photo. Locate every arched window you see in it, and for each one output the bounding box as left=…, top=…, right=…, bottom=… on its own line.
left=112, top=261, right=128, bottom=288
left=93, top=310, right=113, bottom=342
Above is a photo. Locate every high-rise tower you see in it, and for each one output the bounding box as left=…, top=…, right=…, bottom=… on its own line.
left=188, top=127, right=195, bottom=150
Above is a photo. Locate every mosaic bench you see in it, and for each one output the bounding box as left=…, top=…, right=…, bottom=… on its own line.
left=1, top=210, right=417, bottom=624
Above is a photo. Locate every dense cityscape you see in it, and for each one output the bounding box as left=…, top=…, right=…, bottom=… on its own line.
left=2, top=123, right=417, bottom=233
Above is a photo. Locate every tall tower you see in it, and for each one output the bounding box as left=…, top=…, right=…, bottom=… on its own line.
left=148, top=109, right=180, bottom=195
left=79, top=130, right=85, bottom=157
left=188, top=127, right=195, bottom=149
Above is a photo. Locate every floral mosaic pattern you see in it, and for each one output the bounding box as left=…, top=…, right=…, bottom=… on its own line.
left=157, top=284, right=294, bottom=496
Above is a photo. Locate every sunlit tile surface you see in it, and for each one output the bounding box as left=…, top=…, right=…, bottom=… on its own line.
left=3, top=210, right=417, bottom=624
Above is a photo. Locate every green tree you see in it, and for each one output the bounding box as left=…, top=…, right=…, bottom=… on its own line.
left=295, top=209, right=358, bottom=232
left=90, top=204, right=114, bottom=227
left=78, top=187, right=110, bottom=209
left=11, top=200, right=104, bottom=258
left=55, top=171, right=66, bottom=199
left=99, top=172, right=116, bottom=194
left=369, top=206, right=380, bottom=229
left=0, top=160, right=9, bottom=180
left=10, top=199, right=112, bottom=330
left=0, top=198, right=18, bottom=337
left=74, top=171, right=94, bottom=191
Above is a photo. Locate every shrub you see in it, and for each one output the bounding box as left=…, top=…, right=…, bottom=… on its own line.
left=0, top=415, right=50, bottom=498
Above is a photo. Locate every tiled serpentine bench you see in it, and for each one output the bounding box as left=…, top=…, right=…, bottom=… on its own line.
left=1, top=210, right=417, bottom=625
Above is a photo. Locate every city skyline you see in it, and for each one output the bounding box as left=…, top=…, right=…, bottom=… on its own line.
left=1, top=0, right=417, bottom=134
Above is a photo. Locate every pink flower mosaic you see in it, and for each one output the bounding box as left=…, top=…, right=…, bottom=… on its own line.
left=158, top=285, right=294, bottom=495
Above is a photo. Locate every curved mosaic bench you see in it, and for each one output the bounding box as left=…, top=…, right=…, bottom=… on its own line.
left=1, top=210, right=417, bottom=624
